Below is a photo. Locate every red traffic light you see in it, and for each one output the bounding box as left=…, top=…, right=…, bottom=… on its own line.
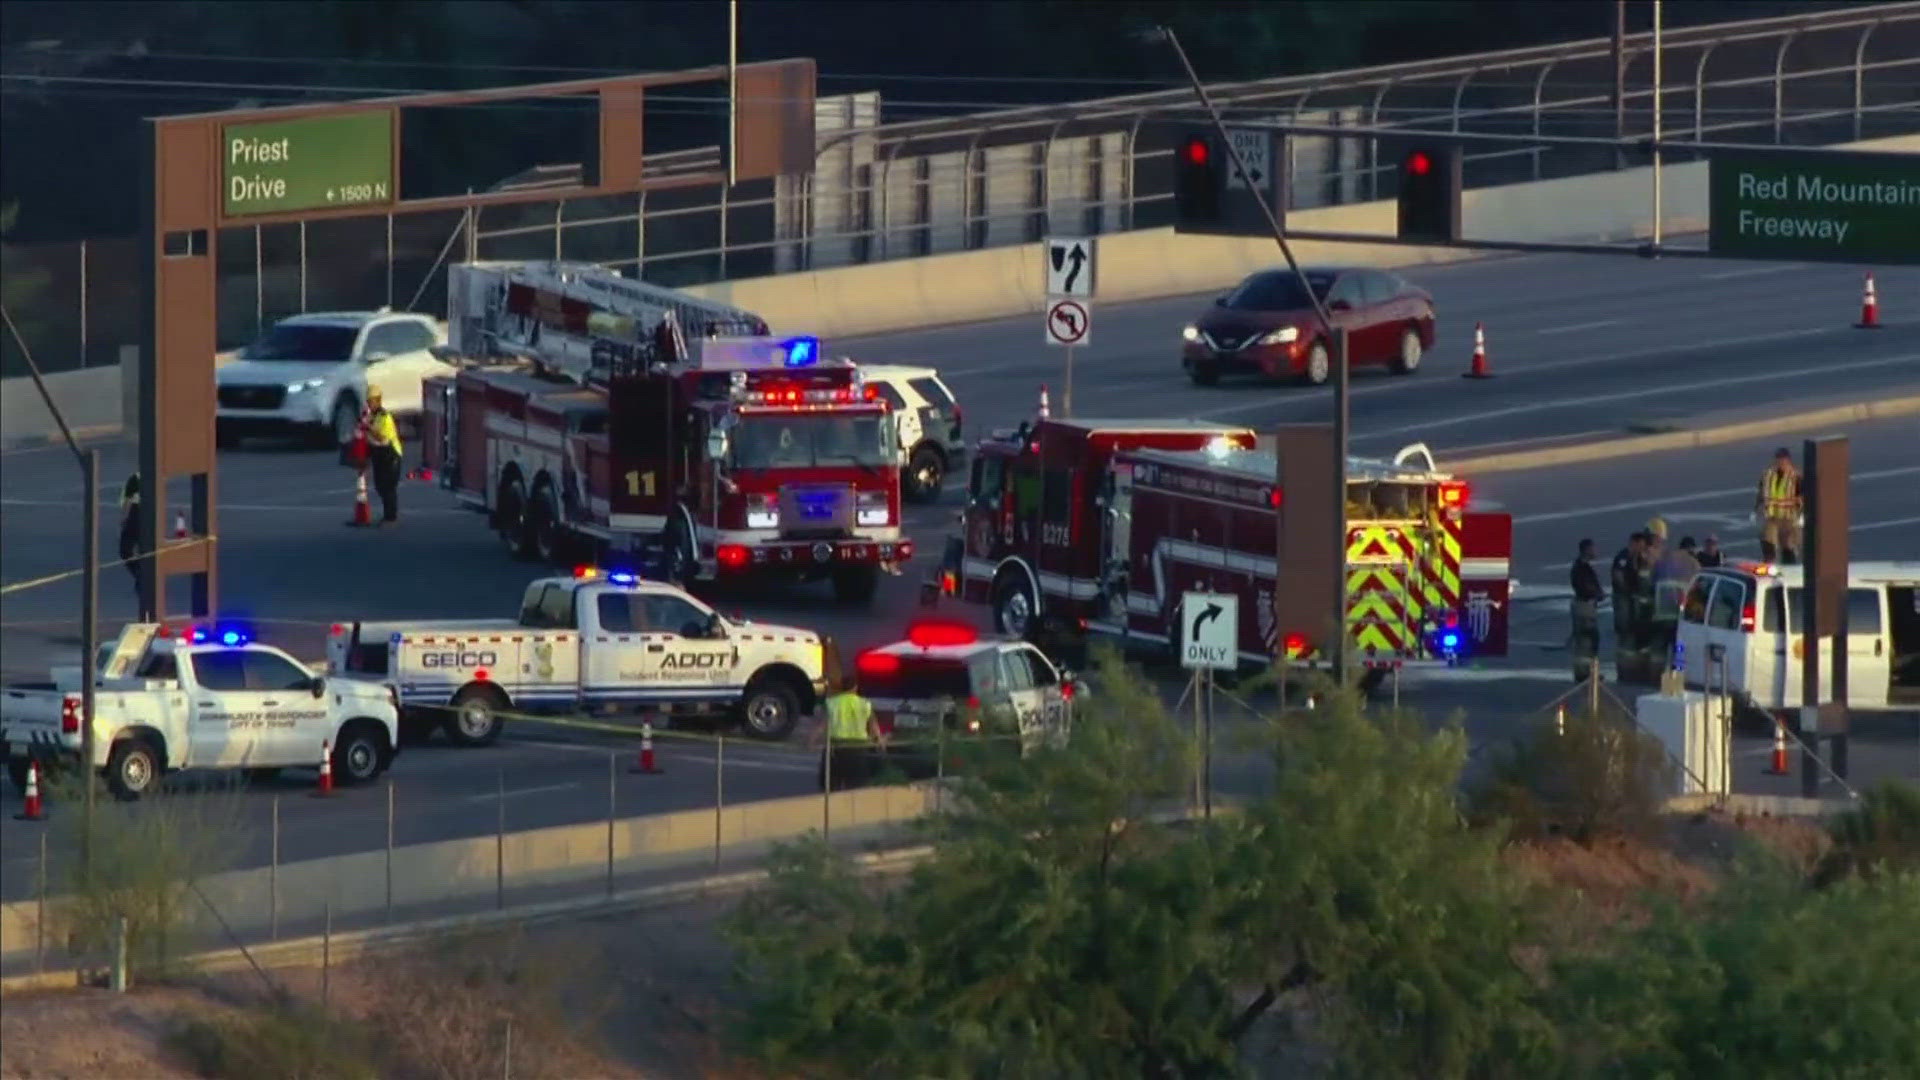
left=1406, top=150, right=1432, bottom=177
left=1183, top=137, right=1211, bottom=166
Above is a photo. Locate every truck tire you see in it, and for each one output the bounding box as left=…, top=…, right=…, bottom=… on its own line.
left=333, top=721, right=388, bottom=784
left=832, top=565, right=880, bottom=604
left=904, top=444, right=946, bottom=503
left=529, top=481, right=566, bottom=565
left=739, top=676, right=801, bottom=740
left=105, top=739, right=161, bottom=801
left=445, top=684, right=507, bottom=747
left=993, top=572, right=1038, bottom=639
left=497, top=474, right=532, bottom=559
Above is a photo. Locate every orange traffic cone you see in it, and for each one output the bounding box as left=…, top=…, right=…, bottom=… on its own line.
left=172, top=511, right=188, bottom=539
left=313, top=739, right=335, bottom=796
left=1462, top=322, right=1493, bottom=379
left=1857, top=273, right=1881, bottom=329
left=14, top=760, right=44, bottom=821
left=1766, top=717, right=1790, bottom=776
left=348, top=470, right=372, bottom=527
left=630, top=717, right=663, bottom=774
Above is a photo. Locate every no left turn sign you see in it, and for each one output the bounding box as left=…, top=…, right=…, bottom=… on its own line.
left=1045, top=298, right=1090, bottom=347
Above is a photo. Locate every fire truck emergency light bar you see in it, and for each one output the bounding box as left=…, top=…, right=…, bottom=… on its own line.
left=692, top=336, right=827, bottom=371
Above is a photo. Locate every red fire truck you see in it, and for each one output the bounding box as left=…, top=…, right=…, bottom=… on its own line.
left=934, top=408, right=1512, bottom=670
left=419, top=262, right=909, bottom=602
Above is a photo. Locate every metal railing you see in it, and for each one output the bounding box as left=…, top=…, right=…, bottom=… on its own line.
left=3, top=4, right=1915, bottom=377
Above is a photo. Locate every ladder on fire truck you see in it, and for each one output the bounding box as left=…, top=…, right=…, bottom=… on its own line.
left=444, top=260, right=769, bottom=386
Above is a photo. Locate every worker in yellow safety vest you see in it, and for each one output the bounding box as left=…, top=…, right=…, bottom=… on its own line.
left=1756, top=447, right=1802, bottom=564
left=361, top=387, right=404, bottom=525
left=814, top=668, right=884, bottom=791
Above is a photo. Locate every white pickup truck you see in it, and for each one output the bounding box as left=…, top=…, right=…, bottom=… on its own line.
left=328, top=569, right=838, bottom=746
left=1, top=623, right=401, bottom=799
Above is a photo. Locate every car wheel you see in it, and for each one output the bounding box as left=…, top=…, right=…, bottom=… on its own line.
left=1302, top=341, right=1330, bottom=386
left=333, top=723, right=386, bottom=784
left=993, top=573, right=1037, bottom=639
left=739, top=677, right=801, bottom=740
left=445, top=685, right=507, bottom=747
left=1188, top=359, right=1220, bottom=387
left=330, top=395, right=361, bottom=446
left=1392, top=327, right=1423, bottom=375
left=496, top=475, right=532, bottom=559
left=905, top=445, right=946, bottom=503
left=105, top=739, right=161, bottom=801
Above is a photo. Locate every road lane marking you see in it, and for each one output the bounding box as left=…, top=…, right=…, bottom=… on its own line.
left=1704, top=264, right=1803, bottom=280
left=1511, top=467, right=1920, bottom=525
left=1855, top=515, right=1920, bottom=533
left=1536, top=319, right=1619, bottom=335
left=511, top=736, right=817, bottom=773
left=462, top=781, right=578, bottom=804
left=1363, top=354, right=1920, bottom=438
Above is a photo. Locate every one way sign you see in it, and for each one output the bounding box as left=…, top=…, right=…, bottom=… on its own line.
left=1044, top=236, right=1095, bottom=298
left=1181, top=591, right=1238, bottom=671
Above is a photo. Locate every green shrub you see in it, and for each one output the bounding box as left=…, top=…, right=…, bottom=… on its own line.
left=167, top=1002, right=377, bottom=1080
left=1468, top=711, right=1677, bottom=844
left=1818, top=780, right=1920, bottom=886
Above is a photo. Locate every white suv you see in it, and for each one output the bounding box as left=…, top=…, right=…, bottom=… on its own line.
left=860, top=365, right=966, bottom=502
left=215, top=310, right=451, bottom=448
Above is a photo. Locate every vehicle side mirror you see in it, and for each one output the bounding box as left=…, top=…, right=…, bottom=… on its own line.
left=309, top=676, right=326, bottom=698
left=703, top=613, right=725, bottom=638
left=706, top=429, right=730, bottom=460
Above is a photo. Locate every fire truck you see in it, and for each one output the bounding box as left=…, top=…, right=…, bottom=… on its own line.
left=934, top=406, right=1512, bottom=672
left=419, top=262, right=910, bottom=602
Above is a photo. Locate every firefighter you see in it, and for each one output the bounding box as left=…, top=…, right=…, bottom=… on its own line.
left=1756, top=447, right=1803, bottom=564
left=362, top=387, right=403, bottom=525
left=1650, top=534, right=1701, bottom=674
left=117, top=472, right=153, bottom=620
left=1568, top=538, right=1604, bottom=683
left=1610, top=532, right=1648, bottom=683
left=813, top=666, right=883, bottom=792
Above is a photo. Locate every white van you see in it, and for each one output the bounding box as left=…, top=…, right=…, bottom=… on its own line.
left=1676, top=561, right=1920, bottom=716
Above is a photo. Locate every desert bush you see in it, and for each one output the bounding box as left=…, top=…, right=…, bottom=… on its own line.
left=167, top=1001, right=377, bottom=1080
left=1468, top=711, right=1677, bottom=844
left=1817, top=779, right=1920, bottom=886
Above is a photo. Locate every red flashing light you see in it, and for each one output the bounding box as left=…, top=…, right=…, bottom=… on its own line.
left=864, top=384, right=879, bottom=401
left=907, top=619, right=978, bottom=649
left=154, top=624, right=174, bottom=638
left=1438, top=481, right=1469, bottom=510
left=1407, top=150, right=1432, bottom=177
left=856, top=650, right=901, bottom=678
left=1060, top=680, right=1075, bottom=701
left=940, top=570, right=958, bottom=596
left=474, top=668, right=490, bottom=682
left=1268, top=488, right=1284, bottom=509
left=717, top=544, right=750, bottom=570
left=1740, top=604, right=1756, bottom=633
left=573, top=564, right=597, bottom=579
left=1183, top=136, right=1210, bottom=166
left=61, top=696, right=81, bottom=734
left=329, top=623, right=346, bottom=636
left=1283, top=632, right=1310, bottom=658
left=966, top=695, right=981, bottom=711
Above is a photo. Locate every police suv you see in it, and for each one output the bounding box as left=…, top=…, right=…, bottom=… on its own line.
left=329, top=568, right=837, bottom=745
left=1, top=622, right=400, bottom=799
left=859, top=365, right=966, bottom=503
left=852, top=620, right=1080, bottom=776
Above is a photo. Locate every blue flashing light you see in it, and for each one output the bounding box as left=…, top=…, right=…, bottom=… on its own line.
left=1440, top=630, right=1460, bottom=650
left=188, top=623, right=252, bottom=647
left=607, top=571, right=638, bottom=586
left=780, top=336, right=820, bottom=367
left=220, top=630, right=242, bottom=646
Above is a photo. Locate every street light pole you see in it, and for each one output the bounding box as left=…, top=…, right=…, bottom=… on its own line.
left=1158, top=27, right=1349, bottom=686
left=1651, top=0, right=1665, bottom=250
left=727, top=0, right=740, bottom=189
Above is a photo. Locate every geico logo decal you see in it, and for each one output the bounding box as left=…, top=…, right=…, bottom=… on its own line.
left=421, top=650, right=500, bottom=668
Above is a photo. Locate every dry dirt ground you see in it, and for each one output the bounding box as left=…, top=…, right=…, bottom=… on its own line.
left=1, top=811, right=1831, bottom=1080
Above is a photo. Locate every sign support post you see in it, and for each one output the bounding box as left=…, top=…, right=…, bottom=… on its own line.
left=1044, top=237, right=1095, bottom=415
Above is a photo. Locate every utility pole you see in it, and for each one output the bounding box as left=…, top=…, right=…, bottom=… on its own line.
left=1612, top=0, right=1627, bottom=170
left=1650, top=0, right=1665, bottom=251
left=1159, top=27, right=1350, bottom=686
left=727, top=0, right=740, bottom=189
left=3, top=304, right=100, bottom=876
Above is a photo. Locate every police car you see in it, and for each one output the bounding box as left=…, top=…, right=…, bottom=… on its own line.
left=853, top=620, right=1080, bottom=774
left=328, top=567, right=837, bottom=745
left=859, top=365, right=966, bottom=503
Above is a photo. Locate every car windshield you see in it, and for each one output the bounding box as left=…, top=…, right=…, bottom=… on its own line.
left=240, top=324, right=358, bottom=361
left=730, top=412, right=895, bottom=470
left=858, top=657, right=972, bottom=700
left=1221, top=271, right=1335, bottom=312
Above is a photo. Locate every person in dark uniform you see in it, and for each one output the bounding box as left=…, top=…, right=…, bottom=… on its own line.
left=116, top=473, right=154, bottom=619
left=1610, top=532, right=1647, bottom=683
left=1568, top=538, right=1604, bottom=682
left=1696, top=534, right=1724, bottom=568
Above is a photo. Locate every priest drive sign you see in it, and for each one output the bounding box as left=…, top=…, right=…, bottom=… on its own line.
left=222, top=110, right=396, bottom=219
left=1708, top=149, right=1920, bottom=265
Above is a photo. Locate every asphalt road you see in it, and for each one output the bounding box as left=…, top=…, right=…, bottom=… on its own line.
left=3, top=247, right=1915, bottom=896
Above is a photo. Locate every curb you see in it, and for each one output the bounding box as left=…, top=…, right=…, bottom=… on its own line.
left=1666, top=792, right=1853, bottom=819
left=1450, top=394, right=1920, bottom=475
left=0, top=843, right=937, bottom=993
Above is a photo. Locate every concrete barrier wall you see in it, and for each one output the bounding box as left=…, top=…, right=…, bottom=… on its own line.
left=0, top=782, right=936, bottom=963
left=4, top=134, right=1912, bottom=449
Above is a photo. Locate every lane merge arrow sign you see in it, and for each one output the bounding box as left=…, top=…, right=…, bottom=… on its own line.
left=1044, top=236, right=1095, bottom=298
left=1181, top=591, right=1238, bottom=670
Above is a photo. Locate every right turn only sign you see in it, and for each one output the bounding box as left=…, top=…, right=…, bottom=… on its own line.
left=1181, top=591, right=1238, bottom=670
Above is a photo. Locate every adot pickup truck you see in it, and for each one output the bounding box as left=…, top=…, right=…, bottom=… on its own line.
left=2, top=623, right=401, bottom=799
left=328, top=568, right=838, bottom=745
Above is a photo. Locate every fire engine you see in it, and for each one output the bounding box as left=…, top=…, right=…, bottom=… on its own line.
left=934, top=403, right=1512, bottom=673
left=419, top=262, right=910, bottom=602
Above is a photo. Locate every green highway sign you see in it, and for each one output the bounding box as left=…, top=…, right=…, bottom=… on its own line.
left=1709, top=149, right=1920, bottom=265
left=222, top=110, right=395, bottom=218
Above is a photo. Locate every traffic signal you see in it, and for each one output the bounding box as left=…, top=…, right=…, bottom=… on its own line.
left=1174, top=132, right=1222, bottom=230
left=1397, top=145, right=1462, bottom=243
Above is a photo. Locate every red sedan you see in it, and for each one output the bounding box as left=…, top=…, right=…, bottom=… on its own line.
left=1180, top=266, right=1436, bottom=386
